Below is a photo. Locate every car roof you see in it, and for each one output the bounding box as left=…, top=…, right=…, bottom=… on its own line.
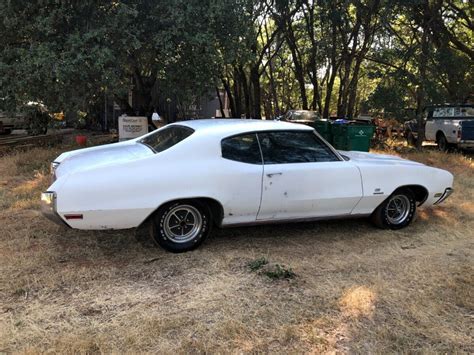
left=170, top=118, right=313, bottom=137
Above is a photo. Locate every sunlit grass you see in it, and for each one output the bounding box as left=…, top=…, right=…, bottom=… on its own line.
left=0, top=144, right=472, bottom=353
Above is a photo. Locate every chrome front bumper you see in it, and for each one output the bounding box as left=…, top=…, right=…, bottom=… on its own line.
left=434, top=188, right=454, bottom=205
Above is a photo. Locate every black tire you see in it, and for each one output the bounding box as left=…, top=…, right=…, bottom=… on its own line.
left=406, top=131, right=417, bottom=147
left=437, top=133, right=448, bottom=152
left=371, top=188, right=416, bottom=230
left=149, top=200, right=211, bottom=253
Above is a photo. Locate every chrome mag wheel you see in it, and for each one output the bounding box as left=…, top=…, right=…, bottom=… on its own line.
left=385, top=194, right=411, bottom=225
left=163, top=205, right=203, bottom=243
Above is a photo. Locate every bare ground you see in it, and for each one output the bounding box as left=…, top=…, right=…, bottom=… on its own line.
left=0, top=142, right=473, bottom=353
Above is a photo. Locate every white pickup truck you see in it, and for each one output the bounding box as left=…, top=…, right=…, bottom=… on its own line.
left=405, top=105, right=474, bottom=151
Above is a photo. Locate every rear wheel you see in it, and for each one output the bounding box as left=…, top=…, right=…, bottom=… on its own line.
left=149, top=200, right=211, bottom=252
left=437, top=133, right=448, bottom=152
left=371, top=189, right=416, bottom=230
left=406, top=131, right=417, bottom=147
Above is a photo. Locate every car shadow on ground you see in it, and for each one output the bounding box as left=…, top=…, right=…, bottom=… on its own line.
left=55, top=215, right=409, bottom=260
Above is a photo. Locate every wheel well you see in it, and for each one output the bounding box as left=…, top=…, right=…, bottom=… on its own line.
left=436, top=131, right=445, bottom=140
left=193, top=197, right=224, bottom=227
left=395, top=185, right=429, bottom=205
left=140, top=197, right=224, bottom=228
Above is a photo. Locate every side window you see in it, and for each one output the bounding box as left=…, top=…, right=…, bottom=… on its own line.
left=258, top=131, right=339, bottom=164
left=221, top=134, right=262, bottom=164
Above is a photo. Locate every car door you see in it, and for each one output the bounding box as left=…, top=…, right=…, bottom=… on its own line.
left=256, top=130, right=362, bottom=221
left=219, top=133, right=264, bottom=225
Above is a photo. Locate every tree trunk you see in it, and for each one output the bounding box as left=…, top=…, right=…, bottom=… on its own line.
left=215, top=86, right=225, bottom=118
left=267, top=53, right=280, bottom=117
left=346, top=56, right=363, bottom=119
left=285, top=23, right=308, bottom=110
left=232, top=67, right=242, bottom=117
left=323, top=25, right=339, bottom=118
left=239, top=66, right=251, bottom=118
left=250, top=65, right=261, bottom=119
left=303, top=0, right=321, bottom=114
left=309, top=74, right=322, bottom=114
left=323, top=67, right=337, bottom=118
left=337, top=15, right=361, bottom=118
left=221, top=78, right=236, bottom=118
left=416, top=1, right=430, bottom=150
left=337, top=53, right=354, bottom=118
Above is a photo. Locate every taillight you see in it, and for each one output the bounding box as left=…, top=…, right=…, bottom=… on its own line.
left=457, top=127, right=462, bottom=139
left=64, top=214, right=83, bottom=220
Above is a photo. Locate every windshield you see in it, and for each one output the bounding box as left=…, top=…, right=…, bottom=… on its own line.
left=286, top=111, right=319, bottom=121
left=139, top=125, right=194, bottom=153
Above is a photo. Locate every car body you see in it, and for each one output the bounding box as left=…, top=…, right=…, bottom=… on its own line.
left=279, top=110, right=320, bottom=126
left=42, top=119, right=454, bottom=252
left=404, top=104, right=474, bottom=150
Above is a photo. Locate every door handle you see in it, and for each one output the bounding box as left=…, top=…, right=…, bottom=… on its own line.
left=266, top=172, right=283, bottom=178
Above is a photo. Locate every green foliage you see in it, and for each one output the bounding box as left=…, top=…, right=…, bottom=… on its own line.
left=263, top=264, right=296, bottom=280
left=23, top=104, right=50, bottom=135
left=247, top=257, right=296, bottom=280
left=0, top=0, right=472, bottom=123
left=247, top=257, right=268, bottom=271
left=0, top=0, right=241, bottom=120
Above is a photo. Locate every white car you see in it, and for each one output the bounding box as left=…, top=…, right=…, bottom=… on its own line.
left=42, top=119, right=454, bottom=252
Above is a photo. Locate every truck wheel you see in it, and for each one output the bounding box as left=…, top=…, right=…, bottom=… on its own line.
left=437, top=133, right=448, bottom=152
left=406, top=132, right=417, bottom=147
left=149, top=200, right=211, bottom=253
left=371, top=188, right=416, bottom=230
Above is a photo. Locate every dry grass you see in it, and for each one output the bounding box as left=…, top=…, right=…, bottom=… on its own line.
left=0, top=141, right=473, bottom=353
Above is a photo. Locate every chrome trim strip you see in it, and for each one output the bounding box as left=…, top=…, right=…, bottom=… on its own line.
left=222, top=213, right=371, bottom=228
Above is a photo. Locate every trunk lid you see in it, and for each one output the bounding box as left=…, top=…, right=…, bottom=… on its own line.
left=55, top=142, right=154, bottom=178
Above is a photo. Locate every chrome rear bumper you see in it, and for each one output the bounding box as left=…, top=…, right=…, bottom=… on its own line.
left=40, top=191, right=69, bottom=227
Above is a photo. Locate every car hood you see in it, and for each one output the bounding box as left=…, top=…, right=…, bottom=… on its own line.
left=55, top=142, right=154, bottom=178
left=340, top=150, right=424, bottom=167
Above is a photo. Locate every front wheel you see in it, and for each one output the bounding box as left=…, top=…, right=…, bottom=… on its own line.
left=371, top=189, right=416, bottom=230
left=149, top=200, right=211, bottom=252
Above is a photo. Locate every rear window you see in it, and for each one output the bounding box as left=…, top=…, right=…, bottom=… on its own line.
left=139, top=125, right=194, bottom=153
left=431, top=106, right=474, bottom=118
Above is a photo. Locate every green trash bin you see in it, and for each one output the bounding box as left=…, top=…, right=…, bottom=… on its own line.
left=331, top=124, right=375, bottom=152
left=313, top=119, right=332, bottom=144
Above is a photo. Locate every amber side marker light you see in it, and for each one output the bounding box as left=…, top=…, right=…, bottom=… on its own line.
left=64, top=214, right=83, bottom=220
